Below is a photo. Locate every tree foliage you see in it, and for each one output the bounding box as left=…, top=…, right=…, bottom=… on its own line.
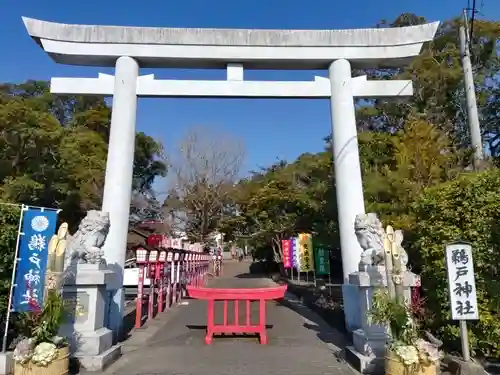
left=0, top=205, right=22, bottom=319
left=0, top=80, right=167, bottom=228
left=221, top=158, right=322, bottom=261
left=164, top=126, right=244, bottom=242
left=414, top=169, right=500, bottom=356
left=0, top=80, right=167, bottom=318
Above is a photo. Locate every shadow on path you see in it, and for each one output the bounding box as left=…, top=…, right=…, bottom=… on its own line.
left=282, top=280, right=347, bottom=334
left=186, top=324, right=274, bottom=330
left=277, top=292, right=349, bottom=364
left=236, top=263, right=349, bottom=360
left=234, top=272, right=273, bottom=279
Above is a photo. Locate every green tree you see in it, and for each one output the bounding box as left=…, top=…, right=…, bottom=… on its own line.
left=362, top=117, right=462, bottom=231
left=133, top=132, right=167, bottom=193
left=130, top=133, right=168, bottom=223
left=219, top=153, right=337, bottom=262
left=0, top=205, right=22, bottom=319
left=0, top=80, right=168, bottom=228
left=356, top=17, right=500, bottom=152
left=165, top=127, right=244, bottom=242
left=414, top=169, right=500, bottom=356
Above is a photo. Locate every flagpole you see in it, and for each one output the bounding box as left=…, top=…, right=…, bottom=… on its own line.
left=0, top=202, right=59, bottom=211
left=2, top=204, right=27, bottom=353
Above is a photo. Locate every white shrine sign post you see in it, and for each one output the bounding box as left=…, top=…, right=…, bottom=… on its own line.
left=445, top=241, right=479, bottom=362
left=23, top=17, right=439, bottom=334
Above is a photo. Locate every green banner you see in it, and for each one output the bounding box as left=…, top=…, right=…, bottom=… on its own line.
left=313, top=246, right=330, bottom=275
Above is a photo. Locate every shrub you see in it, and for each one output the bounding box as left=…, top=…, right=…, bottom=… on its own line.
left=413, top=168, right=500, bottom=357
left=0, top=205, right=22, bottom=319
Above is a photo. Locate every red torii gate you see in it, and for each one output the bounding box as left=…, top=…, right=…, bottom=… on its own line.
left=188, top=285, right=287, bottom=344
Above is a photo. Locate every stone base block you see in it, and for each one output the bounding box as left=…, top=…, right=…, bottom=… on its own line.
left=0, top=352, right=13, bottom=375
left=74, top=344, right=121, bottom=372
left=443, top=355, right=488, bottom=375
left=342, top=284, right=361, bottom=332
left=353, top=329, right=386, bottom=357
left=345, top=345, right=383, bottom=374
left=73, top=327, right=113, bottom=356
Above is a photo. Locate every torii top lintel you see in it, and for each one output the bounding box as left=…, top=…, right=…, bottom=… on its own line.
left=22, top=17, right=439, bottom=70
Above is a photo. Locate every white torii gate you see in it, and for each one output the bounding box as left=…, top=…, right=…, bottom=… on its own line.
left=23, top=16, right=439, bottom=333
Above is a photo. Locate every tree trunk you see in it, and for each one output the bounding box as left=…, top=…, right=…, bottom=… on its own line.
left=271, top=236, right=283, bottom=263
left=272, top=235, right=287, bottom=276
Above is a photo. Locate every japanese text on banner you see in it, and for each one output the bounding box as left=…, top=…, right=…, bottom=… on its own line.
left=12, top=208, right=58, bottom=312
left=281, top=239, right=292, bottom=268
left=314, top=246, right=330, bottom=276
left=445, top=243, right=479, bottom=320
left=298, top=233, right=314, bottom=272
left=291, top=237, right=300, bottom=270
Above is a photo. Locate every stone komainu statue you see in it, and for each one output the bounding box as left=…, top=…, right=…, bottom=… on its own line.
left=354, top=213, right=408, bottom=268
left=64, top=210, right=110, bottom=269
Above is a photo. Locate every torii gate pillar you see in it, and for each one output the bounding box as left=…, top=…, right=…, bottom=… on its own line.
left=101, top=56, right=139, bottom=335
left=329, top=59, right=366, bottom=282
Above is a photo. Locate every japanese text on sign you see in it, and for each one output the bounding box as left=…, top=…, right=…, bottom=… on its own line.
left=445, top=243, right=479, bottom=320
left=298, top=233, right=314, bottom=272
left=291, top=237, right=300, bottom=270
left=314, top=246, right=330, bottom=276
left=12, top=208, right=58, bottom=312
left=281, top=240, right=292, bottom=269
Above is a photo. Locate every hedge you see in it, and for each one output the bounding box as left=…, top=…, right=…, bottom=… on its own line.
left=0, top=205, right=22, bottom=322
left=413, top=168, right=500, bottom=357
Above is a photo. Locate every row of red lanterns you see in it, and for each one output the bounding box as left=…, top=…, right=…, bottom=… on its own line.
left=134, top=247, right=211, bottom=265
left=134, top=246, right=212, bottom=329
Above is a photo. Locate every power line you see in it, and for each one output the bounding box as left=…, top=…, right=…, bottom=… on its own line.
left=464, top=0, right=480, bottom=48
left=469, top=0, right=477, bottom=44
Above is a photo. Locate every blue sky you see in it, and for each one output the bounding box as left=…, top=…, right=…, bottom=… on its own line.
left=1, top=0, right=499, bottom=195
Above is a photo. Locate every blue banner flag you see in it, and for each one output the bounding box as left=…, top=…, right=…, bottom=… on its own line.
left=291, top=237, right=301, bottom=271
left=12, top=207, right=58, bottom=312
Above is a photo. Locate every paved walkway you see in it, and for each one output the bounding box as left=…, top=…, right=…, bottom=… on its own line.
left=106, top=261, right=355, bottom=375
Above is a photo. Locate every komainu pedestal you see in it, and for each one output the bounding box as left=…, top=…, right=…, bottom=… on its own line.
left=345, top=266, right=421, bottom=374
left=60, top=264, right=121, bottom=372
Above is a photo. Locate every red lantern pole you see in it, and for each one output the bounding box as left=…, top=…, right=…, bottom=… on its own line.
left=198, top=254, right=202, bottom=284
left=135, top=247, right=149, bottom=329
left=185, top=253, right=190, bottom=289
left=166, top=251, right=173, bottom=309
left=190, top=253, right=195, bottom=286
left=147, top=250, right=158, bottom=320
left=204, top=254, right=209, bottom=284
left=185, top=253, right=190, bottom=296
left=194, top=254, right=199, bottom=287
left=157, top=250, right=167, bottom=314
left=172, top=251, right=180, bottom=304
left=179, top=252, right=186, bottom=299
left=189, top=253, right=193, bottom=284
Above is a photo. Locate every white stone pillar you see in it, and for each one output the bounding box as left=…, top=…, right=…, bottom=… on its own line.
left=101, top=56, right=139, bottom=335
left=328, top=59, right=366, bottom=281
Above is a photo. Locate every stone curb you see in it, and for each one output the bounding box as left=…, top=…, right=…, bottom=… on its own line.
left=442, top=355, right=490, bottom=375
